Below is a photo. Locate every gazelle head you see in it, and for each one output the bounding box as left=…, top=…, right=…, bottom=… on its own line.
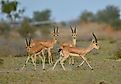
left=91, top=32, right=99, bottom=49
left=70, top=25, right=77, bottom=46
left=70, top=25, right=77, bottom=39
left=25, top=33, right=32, bottom=52
left=51, top=26, right=59, bottom=40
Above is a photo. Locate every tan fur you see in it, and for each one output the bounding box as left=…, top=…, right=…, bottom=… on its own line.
left=53, top=34, right=99, bottom=70
left=60, top=26, right=77, bottom=64
left=21, top=40, right=46, bottom=70
left=30, top=27, right=59, bottom=64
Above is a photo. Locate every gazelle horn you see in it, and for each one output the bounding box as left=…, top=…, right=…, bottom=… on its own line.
left=70, top=25, right=74, bottom=33
left=25, top=37, right=29, bottom=46
left=92, top=32, right=97, bottom=43
left=74, top=26, right=77, bottom=33
left=53, top=25, right=56, bottom=33
left=56, top=26, right=59, bottom=33
left=27, top=33, right=31, bottom=46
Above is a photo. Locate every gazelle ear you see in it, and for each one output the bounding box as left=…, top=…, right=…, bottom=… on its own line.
left=92, top=39, right=95, bottom=43
left=27, top=33, right=32, bottom=46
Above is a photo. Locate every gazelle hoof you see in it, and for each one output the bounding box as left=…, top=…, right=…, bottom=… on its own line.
left=76, top=66, right=79, bottom=68
left=91, top=68, right=94, bottom=70
left=52, top=67, right=55, bottom=70
left=43, top=69, right=45, bottom=70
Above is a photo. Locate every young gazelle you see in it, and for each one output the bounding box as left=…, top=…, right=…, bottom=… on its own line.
left=21, top=35, right=46, bottom=70
left=52, top=33, right=99, bottom=70
left=61, top=26, right=77, bottom=65
left=31, top=26, right=59, bottom=64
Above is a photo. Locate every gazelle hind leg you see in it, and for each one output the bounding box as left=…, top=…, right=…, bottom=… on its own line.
left=52, top=56, right=62, bottom=70
left=21, top=56, right=30, bottom=70
left=69, top=57, right=75, bottom=65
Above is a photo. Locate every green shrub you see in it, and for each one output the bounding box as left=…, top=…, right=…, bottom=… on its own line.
left=18, top=19, right=35, bottom=37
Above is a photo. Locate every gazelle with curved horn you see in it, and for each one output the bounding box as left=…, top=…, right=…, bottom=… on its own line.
left=21, top=34, right=46, bottom=70
left=52, top=33, right=99, bottom=70
left=31, top=26, right=59, bottom=64
left=60, top=25, right=77, bottom=65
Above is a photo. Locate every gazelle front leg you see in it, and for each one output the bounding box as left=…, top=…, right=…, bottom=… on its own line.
left=21, top=55, right=31, bottom=70
left=60, top=56, right=69, bottom=71
left=80, top=56, right=93, bottom=70
left=38, top=54, right=45, bottom=70
left=52, top=56, right=62, bottom=70
left=42, top=55, right=46, bottom=70
left=76, top=61, right=85, bottom=67
left=38, top=50, right=46, bottom=70
left=31, top=55, right=37, bottom=70
left=34, top=54, right=37, bottom=64
left=38, top=50, right=44, bottom=62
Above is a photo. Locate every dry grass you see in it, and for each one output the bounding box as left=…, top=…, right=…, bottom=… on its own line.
left=0, top=23, right=121, bottom=84
left=0, top=40, right=121, bottom=84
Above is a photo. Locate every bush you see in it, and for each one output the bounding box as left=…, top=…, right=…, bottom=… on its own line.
left=111, top=19, right=121, bottom=30
left=0, top=22, right=10, bottom=36
left=18, top=19, right=35, bottom=37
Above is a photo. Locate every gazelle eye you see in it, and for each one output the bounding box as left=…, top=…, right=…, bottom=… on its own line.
left=96, top=44, right=97, bottom=46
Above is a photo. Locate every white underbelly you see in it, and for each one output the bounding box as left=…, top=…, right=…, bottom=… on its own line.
left=69, top=53, right=79, bottom=57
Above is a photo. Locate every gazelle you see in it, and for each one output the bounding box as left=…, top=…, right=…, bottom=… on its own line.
left=21, top=35, right=46, bottom=70
left=52, top=33, right=99, bottom=70
left=31, top=26, right=59, bottom=64
left=61, top=26, right=77, bottom=65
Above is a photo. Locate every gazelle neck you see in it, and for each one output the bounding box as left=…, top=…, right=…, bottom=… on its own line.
left=72, top=38, right=76, bottom=46
left=53, top=36, right=57, bottom=44
left=86, top=43, right=95, bottom=53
